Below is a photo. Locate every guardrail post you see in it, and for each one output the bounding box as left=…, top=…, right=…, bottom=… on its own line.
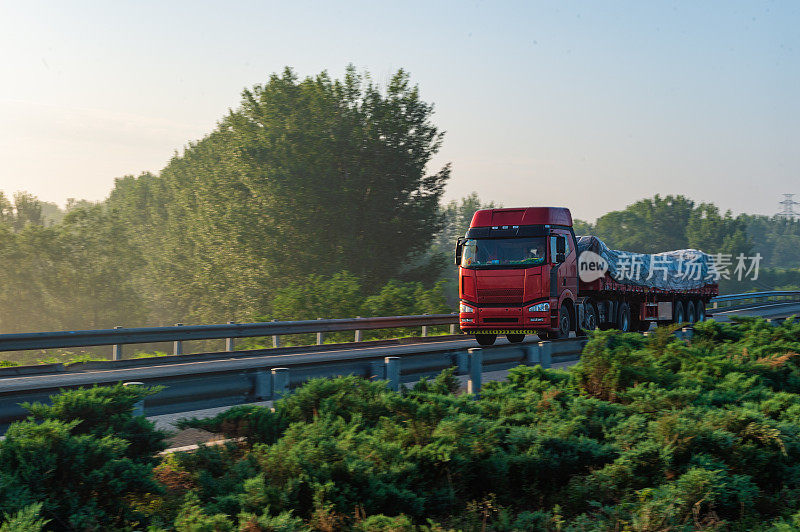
left=123, top=381, right=146, bottom=416
left=173, top=323, right=183, bottom=356
left=538, top=341, right=552, bottom=369
left=271, top=368, right=289, bottom=399
left=369, top=360, right=383, bottom=380
left=468, top=348, right=482, bottom=397
left=112, top=326, right=123, bottom=361
left=456, top=350, right=469, bottom=375
left=421, top=315, right=428, bottom=337
left=271, top=319, right=280, bottom=348
left=450, top=322, right=457, bottom=335
left=355, top=317, right=363, bottom=343
left=254, top=370, right=270, bottom=400
left=226, top=321, right=235, bottom=352
left=524, top=343, right=541, bottom=366
left=384, top=356, right=400, bottom=391
left=316, top=318, right=324, bottom=345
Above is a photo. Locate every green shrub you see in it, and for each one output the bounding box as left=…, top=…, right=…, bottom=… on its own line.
left=0, top=503, right=49, bottom=532
left=21, top=382, right=166, bottom=461
left=0, top=419, right=161, bottom=530
left=5, top=318, right=800, bottom=530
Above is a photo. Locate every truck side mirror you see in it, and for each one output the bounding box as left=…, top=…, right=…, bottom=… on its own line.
left=455, top=238, right=465, bottom=266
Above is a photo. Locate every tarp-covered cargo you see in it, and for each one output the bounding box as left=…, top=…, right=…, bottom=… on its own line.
left=576, top=236, right=715, bottom=290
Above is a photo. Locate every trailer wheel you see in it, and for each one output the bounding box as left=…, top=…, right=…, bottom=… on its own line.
left=506, top=334, right=525, bottom=343
left=673, top=300, right=686, bottom=324
left=686, top=300, right=697, bottom=323
left=475, top=334, right=496, bottom=346
left=618, top=303, right=632, bottom=332
left=638, top=320, right=652, bottom=332
left=695, top=300, right=706, bottom=322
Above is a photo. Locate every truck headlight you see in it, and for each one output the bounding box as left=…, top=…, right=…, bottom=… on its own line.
left=460, top=302, right=475, bottom=313
left=528, top=302, right=550, bottom=312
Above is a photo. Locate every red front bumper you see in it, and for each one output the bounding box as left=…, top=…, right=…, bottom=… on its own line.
left=459, top=304, right=553, bottom=333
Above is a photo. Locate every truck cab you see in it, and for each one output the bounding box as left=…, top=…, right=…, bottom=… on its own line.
left=455, top=207, right=578, bottom=346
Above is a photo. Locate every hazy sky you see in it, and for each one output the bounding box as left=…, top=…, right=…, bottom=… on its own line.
left=1, top=1, right=797, bottom=221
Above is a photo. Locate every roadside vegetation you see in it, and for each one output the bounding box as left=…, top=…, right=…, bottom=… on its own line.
left=2, top=317, right=800, bottom=530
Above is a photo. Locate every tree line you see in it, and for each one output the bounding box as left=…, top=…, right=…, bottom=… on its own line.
left=1, top=67, right=798, bottom=341
left=574, top=194, right=800, bottom=293
left=0, top=67, right=457, bottom=337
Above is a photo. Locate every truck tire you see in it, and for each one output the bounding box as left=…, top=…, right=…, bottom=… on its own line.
left=555, top=305, right=572, bottom=339
left=541, top=306, right=571, bottom=340
left=695, top=299, right=706, bottom=321
left=686, top=300, right=697, bottom=323
left=578, top=302, right=598, bottom=336
left=618, top=303, right=632, bottom=332
left=475, top=334, right=496, bottom=346
left=638, top=320, right=652, bottom=332
left=673, top=300, right=685, bottom=324
left=506, top=334, right=525, bottom=343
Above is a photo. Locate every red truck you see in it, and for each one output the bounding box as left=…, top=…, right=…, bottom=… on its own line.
left=455, top=207, right=718, bottom=346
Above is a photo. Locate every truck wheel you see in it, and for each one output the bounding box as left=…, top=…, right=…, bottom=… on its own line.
left=618, top=303, right=632, bottom=332
left=686, top=300, right=697, bottom=323
left=638, top=320, right=652, bottom=332
left=475, top=334, right=496, bottom=346
left=695, top=300, right=706, bottom=321
left=673, top=300, right=685, bottom=324
left=506, top=334, right=525, bottom=343
left=551, top=306, right=572, bottom=339
left=578, top=302, right=598, bottom=335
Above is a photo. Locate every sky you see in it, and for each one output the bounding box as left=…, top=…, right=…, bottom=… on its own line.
left=0, top=0, right=797, bottom=221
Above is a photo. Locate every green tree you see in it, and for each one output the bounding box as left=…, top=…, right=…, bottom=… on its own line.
left=104, top=66, right=450, bottom=325
left=10, top=192, right=43, bottom=232
left=686, top=202, right=751, bottom=257
left=592, top=194, right=695, bottom=253
left=269, top=271, right=364, bottom=321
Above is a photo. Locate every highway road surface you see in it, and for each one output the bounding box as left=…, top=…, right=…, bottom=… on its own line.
left=148, top=301, right=799, bottom=433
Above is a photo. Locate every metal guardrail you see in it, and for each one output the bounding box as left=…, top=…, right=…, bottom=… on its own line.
left=0, top=338, right=586, bottom=429
left=0, top=290, right=797, bottom=356
left=710, top=290, right=800, bottom=308
left=0, top=289, right=797, bottom=430
left=0, top=314, right=459, bottom=355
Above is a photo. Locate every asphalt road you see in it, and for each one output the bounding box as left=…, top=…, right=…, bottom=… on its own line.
left=148, top=302, right=799, bottom=432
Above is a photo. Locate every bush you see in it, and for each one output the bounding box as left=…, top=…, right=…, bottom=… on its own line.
left=6, top=318, right=800, bottom=530
left=0, top=503, right=48, bottom=532
left=0, top=419, right=161, bottom=530
left=21, top=382, right=166, bottom=461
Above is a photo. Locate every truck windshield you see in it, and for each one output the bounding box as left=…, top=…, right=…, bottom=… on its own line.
left=461, top=237, right=547, bottom=268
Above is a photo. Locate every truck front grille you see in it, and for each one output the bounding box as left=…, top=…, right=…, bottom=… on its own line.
left=477, top=289, right=523, bottom=305
left=483, top=318, right=519, bottom=323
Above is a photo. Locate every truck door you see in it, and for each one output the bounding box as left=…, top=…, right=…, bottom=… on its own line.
left=550, top=231, right=577, bottom=301
left=559, top=230, right=578, bottom=298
